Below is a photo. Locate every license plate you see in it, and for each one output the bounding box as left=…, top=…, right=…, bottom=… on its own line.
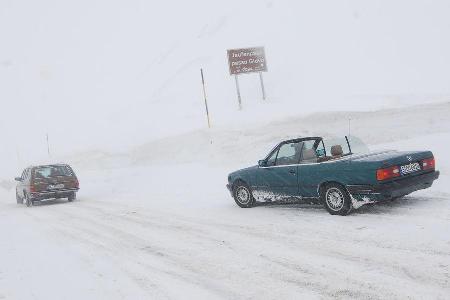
left=48, top=183, right=64, bottom=190
left=400, top=162, right=421, bottom=175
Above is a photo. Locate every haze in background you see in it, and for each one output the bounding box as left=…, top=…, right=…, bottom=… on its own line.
left=1, top=0, right=449, bottom=176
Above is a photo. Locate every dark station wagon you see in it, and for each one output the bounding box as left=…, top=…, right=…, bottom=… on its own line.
left=226, top=136, right=439, bottom=215
left=15, top=164, right=80, bottom=207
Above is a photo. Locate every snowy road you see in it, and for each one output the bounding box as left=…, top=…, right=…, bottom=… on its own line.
left=1, top=165, right=449, bottom=299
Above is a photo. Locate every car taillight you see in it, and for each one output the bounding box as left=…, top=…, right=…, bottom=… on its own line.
left=75, top=179, right=79, bottom=189
left=30, top=184, right=36, bottom=193
left=421, top=157, right=435, bottom=170
left=376, top=166, right=400, bottom=181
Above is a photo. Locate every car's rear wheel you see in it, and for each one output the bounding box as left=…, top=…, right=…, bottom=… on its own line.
left=322, top=183, right=352, bottom=215
left=233, top=181, right=255, bottom=208
left=68, top=193, right=76, bottom=202
left=391, top=196, right=403, bottom=201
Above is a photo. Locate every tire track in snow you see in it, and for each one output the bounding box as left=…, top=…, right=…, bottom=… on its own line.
left=14, top=192, right=450, bottom=299
left=26, top=202, right=240, bottom=300
left=21, top=201, right=414, bottom=298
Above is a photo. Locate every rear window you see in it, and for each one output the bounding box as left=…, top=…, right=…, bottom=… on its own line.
left=34, top=165, right=73, bottom=178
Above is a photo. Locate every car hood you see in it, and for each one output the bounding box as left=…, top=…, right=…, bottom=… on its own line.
left=229, top=165, right=258, bottom=177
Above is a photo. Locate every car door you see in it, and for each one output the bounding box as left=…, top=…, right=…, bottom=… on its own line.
left=17, top=168, right=27, bottom=198
left=24, top=168, right=32, bottom=194
left=257, top=141, right=301, bottom=198
left=297, top=140, right=322, bottom=197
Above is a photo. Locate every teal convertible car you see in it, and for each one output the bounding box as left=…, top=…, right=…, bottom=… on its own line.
left=226, top=136, right=439, bottom=215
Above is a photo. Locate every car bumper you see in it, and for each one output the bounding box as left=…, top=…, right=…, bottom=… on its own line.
left=30, top=188, right=79, bottom=201
left=347, top=170, right=440, bottom=202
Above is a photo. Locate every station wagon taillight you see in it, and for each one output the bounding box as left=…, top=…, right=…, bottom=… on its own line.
left=376, top=166, right=400, bottom=181
left=421, top=157, right=435, bottom=170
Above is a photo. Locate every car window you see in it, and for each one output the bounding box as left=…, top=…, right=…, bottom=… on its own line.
left=316, top=140, right=326, bottom=157
left=276, top=142, right=302, bottom=166
left=300, top=140, right=318, bottom=163
left=21, top=169, right=27, bottom=180
left=266, top=150, right=277, bottom=166
left=34, top=165, right=73, bottom=178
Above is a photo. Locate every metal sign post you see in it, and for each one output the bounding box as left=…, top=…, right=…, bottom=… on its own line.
left=200, top=68, right=211, bottom=128
left=259, top=72, right=266, bottom=100
left=234, top=75, right=242, bottom=110
left=227, top=46, right=268, bottom=108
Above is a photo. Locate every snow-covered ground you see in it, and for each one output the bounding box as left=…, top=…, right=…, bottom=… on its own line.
left=1, top=102, right=449, bottom=299
left=1, top=1, right=450, bottom=299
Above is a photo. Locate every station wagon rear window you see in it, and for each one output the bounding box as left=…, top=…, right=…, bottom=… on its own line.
left=34, top=166, right=73, bottom=178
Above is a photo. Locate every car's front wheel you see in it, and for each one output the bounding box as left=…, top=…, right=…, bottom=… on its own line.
left=233, top=181, right=255, bottom=208
left=322, top=183, right=352, bottom=215
left=16, top=191, right=22, bottom=204
left=24, top=192, right=33, bottom=207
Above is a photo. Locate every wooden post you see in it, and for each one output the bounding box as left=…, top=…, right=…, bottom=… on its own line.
left=234, top=75, right=242, bottom=110
left=46, top=133, right=51, bottom=157
left=259, top=72, right=266, bottom=100
left=200, top=68, right=211, bottom=128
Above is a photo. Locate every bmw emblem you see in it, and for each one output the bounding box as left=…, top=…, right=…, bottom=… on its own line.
left=406, top=156, right=412, bottom=161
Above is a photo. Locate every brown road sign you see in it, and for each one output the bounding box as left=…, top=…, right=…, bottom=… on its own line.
left=227, top=47, right=267, bottom=75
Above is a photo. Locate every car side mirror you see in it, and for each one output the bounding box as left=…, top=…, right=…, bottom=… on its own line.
left=258, top=160, right=267, bottom=167
left=14, top=177, right=22, bottom=182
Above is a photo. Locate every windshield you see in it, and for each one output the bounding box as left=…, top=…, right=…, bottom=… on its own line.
left=34, top=165, right=73, bottom=178
left=316, top=135, right=370, bottom=160
left=263, top=136, right=370, bottom=166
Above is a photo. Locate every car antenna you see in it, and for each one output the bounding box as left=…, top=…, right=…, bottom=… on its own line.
left=348, top=117, right=351, bottom=137
left=347, top=117, right=353, bottom=159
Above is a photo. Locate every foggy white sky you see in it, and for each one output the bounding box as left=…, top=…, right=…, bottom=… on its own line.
left=1, top=0, right=450, bottom=175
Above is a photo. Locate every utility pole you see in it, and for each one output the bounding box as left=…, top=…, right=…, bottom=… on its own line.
left=200, top=68, right=211, bottom=128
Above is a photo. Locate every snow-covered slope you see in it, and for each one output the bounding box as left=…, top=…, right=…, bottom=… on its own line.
left=1, top=0, right=450, bottom=168
left=59, top=101, right=450, bottom=171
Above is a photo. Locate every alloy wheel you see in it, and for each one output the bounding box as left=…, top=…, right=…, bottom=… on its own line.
left=326, top=187, right=345, bottom=211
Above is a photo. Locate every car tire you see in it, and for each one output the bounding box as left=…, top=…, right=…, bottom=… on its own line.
left=321, top=183, right=352, bottom=216
left=68, top=193, right=76, bottom=202
left=24, top=193, right=33, bottom=207
left=233, top=181, right=255, bottom=208
left=16, top=191, right=22, bottom=204
left=391, top=196, right=403, bottom=202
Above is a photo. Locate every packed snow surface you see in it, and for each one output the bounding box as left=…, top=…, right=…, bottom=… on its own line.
left=1, top=102, right=449, bottom=299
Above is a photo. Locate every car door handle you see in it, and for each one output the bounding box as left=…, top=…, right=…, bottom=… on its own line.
left=289, top=169, right=296, bottom=174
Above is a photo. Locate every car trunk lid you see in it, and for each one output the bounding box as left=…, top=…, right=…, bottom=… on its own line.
left=350, top=150, right=434, bottom=182
left=32, top=176, right=78, bottom=192
left=351, top=150, right=433, bottom=166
